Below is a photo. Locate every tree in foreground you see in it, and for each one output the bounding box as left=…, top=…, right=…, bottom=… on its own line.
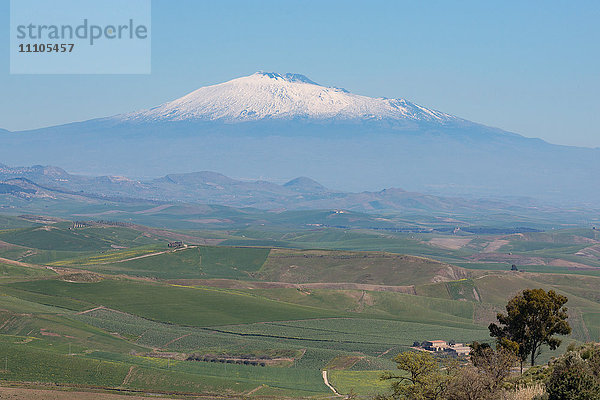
left=545, top=343, right=600, bottom=400
left=445, top=343, right=516, bottom=400
left=379, top=347, right=516, bottom=400
left=378, top=351, right=450, bottom=400
left=488, top=288, right=571, bottom=370
left=469, top=342, right=516, bottom=392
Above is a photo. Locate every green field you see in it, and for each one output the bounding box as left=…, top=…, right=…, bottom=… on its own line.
left=0, top=262, right=54, bottom=280
left=57, top=245, right=271, bottom=280
left=257, top=248, right=467, bottom=285
left=0, top=224, right=161, bottom=251
left=0, top=213, right=599, bottom=397
left=328, top=370, right=391, bottom=396
left=8, top=278, right=343, bottom=326
left=0, top=335, right=327, bottom=397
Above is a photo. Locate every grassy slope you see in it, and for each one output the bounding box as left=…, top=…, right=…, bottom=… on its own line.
left=0, top=335, right=327, bottom=397
left=0, top=224, right=161, bottom=251
left=413, top=272, right=600, bottom=344
left=241, top=287, right=477, bottom=328
left=328, top=370, right=391, bottom=396
left=62, top=245, right=271, bottom=280
left=0, top=215, right=37, bottom=229
left=0, top=262, right=55, bottom=282
left=257, top=248, right=467, bottom=285
left=1, top=214, right=600, bottom=397
left=8, top=278, right=343, bottom=326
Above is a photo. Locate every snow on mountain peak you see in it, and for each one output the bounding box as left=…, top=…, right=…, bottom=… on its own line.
left=255, top=72, right=319, bottom=85
left=117, top=72, right=458, bottom=124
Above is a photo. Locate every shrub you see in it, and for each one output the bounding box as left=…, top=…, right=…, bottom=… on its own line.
left=546, top=351, right=600, bottom=400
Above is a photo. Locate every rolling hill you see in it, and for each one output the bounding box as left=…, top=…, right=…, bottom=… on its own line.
left=2, top=164, right=597, bottom=228
left=1, top=213, right=600, bottom=397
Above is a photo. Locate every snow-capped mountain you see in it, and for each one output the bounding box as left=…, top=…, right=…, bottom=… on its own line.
left=1, top=72, right=599, bottom=204
left=118, top=72, right=457, bottom=123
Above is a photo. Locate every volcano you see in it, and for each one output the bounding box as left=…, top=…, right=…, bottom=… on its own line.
left=1, top=72, right=598, bottom=203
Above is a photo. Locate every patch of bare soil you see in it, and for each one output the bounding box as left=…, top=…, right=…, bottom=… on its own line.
left=18, top=215, right=66, bottom=224
left=430, top=266, right=469, bottom=283
left=482, top=239, right=510, bottom=253
left=0, top=257, right=45, bottom=270
left=576, top=244, right=600, bottom=261
left=470, top=253, right=546, bottom=265
left=470, top=253, right=597, bottom=269
left=473, top=303, right=502, bottom=325
left=547, top=259, right=598, bottom=269
left=59, top=272, right=103, bottom=283
left=325, top=355, right=364, bottom=370
left=428, top=237, right=472, bottom=250
left=129, top=224, right=225, bottom=246
left=33, top=225, right=58, bottom=232
left=347, top=290, right=375, bottom=312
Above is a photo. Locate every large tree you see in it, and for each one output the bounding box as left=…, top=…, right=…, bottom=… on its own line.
left=489, top=288, right=571, bottom=369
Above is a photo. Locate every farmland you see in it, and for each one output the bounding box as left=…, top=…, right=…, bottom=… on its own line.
left=0, top=214, right=599, bottom=397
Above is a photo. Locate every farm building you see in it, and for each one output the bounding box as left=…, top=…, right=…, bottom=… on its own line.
left=446, top=345, right=472, bottom=356
left=419, top=340, right=472, bottom=356
left=422, top=340, right=448, bottom=351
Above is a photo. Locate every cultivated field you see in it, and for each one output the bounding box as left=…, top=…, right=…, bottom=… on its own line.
left=0, top=213, right=599, bottom=397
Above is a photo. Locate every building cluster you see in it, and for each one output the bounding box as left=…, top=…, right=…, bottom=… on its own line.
left=414, top=340, right=472, bottom=357
left=168, top=241, right=184, bottom=248
left=71, top=221, right=91, bottom=229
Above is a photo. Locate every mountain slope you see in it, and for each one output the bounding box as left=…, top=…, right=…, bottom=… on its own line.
left=117, top=72, right=458, bottom=123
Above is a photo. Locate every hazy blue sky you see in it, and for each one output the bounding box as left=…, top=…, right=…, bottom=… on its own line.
left=1, top=0, right=599, bottom=147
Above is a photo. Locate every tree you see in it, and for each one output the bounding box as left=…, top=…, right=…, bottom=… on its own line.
left=469, top=342, right=516, bottom=392
left=444, top=343, right=516, bottom=400
left=489, top=288, right=571, bottom=369
left=379, top=351, right=451, bottom=400
left=444, top=367, right=491, bottom=400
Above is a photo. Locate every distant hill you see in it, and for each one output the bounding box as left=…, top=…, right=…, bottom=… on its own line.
left=0, top=164, right=571, bottom=218
left=284, top=177, right=327, bottom=193
left=0, top=181, right=35, bottom=195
